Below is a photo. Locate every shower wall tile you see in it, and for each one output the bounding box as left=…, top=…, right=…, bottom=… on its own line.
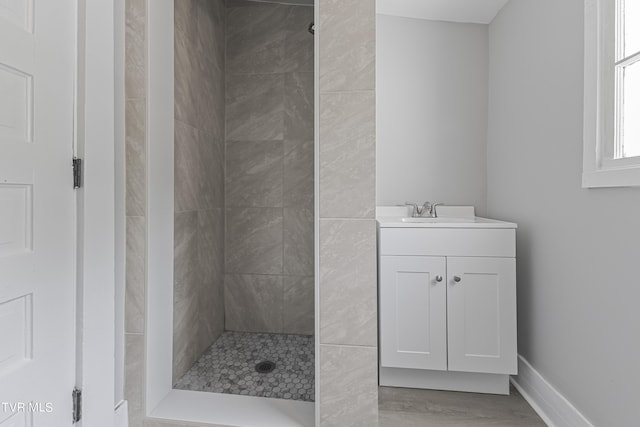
left=198, top=131, right=225, bottom=210
left=284, top=275, right=314, bottom=335
left=175, top=120, right=200, bottom=213
left=125, top=333, right=145, bottom=427
left=225, top=140, right=284, bottom=208
left=319, top=91, right=375, bottom=219
left=284, top=140, right=314, bottom=207
left=125, top=216, right=145, bottom=334
left=225, top=207, right=283, bottom=275
left=174, top=211, right=199, bottom=299
left=225, top=274, right=284, bottom=333
left=319, top=344, right=379, bottom=427
left=173, top=285, right=201, bottom=383
left=175, top=26, right=198, bottom=129
left=226, top=74, right=285, bottom=141
left=125, top=0, right=146, bottom=99
left=198, top=209, right=225, bottom=287
left=224, top=2, right=314, bottom=336
left=284, top=6, right=315, bottom=72
left=126, top=99, right=146, bottom=216
left=284, top=207, right=314, bottom=277
left=319, top=219, right=377, bottom=347
left=226, top=3, right=287, bottom=74
left=198, top=209, right=225, bottom=351
left=318, top=0, right=375, bottom=93
left=284, top=72, right=314, bottom=141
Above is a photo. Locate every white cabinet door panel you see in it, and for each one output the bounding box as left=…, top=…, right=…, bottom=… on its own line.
left=380, top=256, right=447, bottom=371
left=447, top=257, right=517, bottom=374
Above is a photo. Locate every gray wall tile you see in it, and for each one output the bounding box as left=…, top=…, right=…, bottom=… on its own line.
left=174, top=120, right=200, bottom=213
left=125, top=217, right=145, bottom=334
left=198, top=132, right=225, bottom=210
left=319, top=345, right=379, bottom=427
left=226, top=74, right=285, bottom=141
left=284, top=140, right=314, bottom=207
left=174, top=26, right=198, bottom=129
left=125, top=333, right=145, bottom=427
left=319, top=219, right=377, bottom=347
left=284, top=276, right=315, bottom=335
left=125, top=0, right=146, bottom=99
left=318, top=0, right=375, bottom=92
left=284, top=6, right=315, bottom=72
left=284, top=72, right=314, bottom=141
left=226, top=4, right=287, bottom=74
left=225, top=274, right=284, bottom=333
left=225, top=140, right=284, bottom=208
left=224, top=3, right=314, bottom=336
left=126, top=99, right=146, bottom=216
left=225, top=207, right=283, bottom=275
left=284, top=207, right=314, bottom=276
left=173, top=0, right=226, bottom=383
left=319, top=91, right=375, bottom=218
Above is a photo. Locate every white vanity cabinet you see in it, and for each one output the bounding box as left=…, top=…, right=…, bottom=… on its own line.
left=377, top=219, right=518, bottom=395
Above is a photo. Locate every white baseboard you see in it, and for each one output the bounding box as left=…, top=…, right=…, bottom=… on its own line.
left=511, top=355, right=594, bottom=427
left=114, top=400, right=129, bottom=427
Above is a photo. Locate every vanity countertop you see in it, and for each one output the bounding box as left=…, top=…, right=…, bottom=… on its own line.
left=376, top=206, right=517, bottom=229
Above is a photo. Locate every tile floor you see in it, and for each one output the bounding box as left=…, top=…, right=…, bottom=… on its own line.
left=379, top=385, right=547, bottom=426
left=174, top=331, right=315, bottom=402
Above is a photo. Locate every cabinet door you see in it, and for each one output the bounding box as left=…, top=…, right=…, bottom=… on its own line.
left=447, top=257, right=517, bottom=374
left=380, top=256, right=447, bottom=371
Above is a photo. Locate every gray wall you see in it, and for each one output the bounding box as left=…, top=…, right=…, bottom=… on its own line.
left=224, top=0, right=315, bottom=336
left=318, top=0, right=378, bottom=425
left=376, top=15, right=488, bottom=213
left=487, top=1, right=640, bottom=426
left=172, top=0, right=227, bottom=384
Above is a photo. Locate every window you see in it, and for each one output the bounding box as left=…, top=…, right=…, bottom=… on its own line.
left=583, top=0, right=640, bottom=187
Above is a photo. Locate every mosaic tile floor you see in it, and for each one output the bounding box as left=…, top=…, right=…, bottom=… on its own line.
left=174, top=331, right=315, bottom=402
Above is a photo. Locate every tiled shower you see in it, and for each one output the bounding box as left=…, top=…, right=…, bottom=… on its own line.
left=171, top=0, right=315, bottom=402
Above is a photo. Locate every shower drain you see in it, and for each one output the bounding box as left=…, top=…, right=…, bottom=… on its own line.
left=255, top=360, right=276, bottom=374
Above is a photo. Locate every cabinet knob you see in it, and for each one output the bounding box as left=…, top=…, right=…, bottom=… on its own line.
left=453, top=276, right=462, bottom=283
left=435, top=275, right=443, bottom=282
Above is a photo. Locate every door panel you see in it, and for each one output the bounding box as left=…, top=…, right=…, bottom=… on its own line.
left=380, top=256, right=447, bottom=371
left=0, top=0, right=76, bottom=425
left=447, top=257, right=517, bottom=374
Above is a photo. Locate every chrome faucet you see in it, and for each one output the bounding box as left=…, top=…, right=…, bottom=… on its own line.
left=405, top=201, right=444, bottom=217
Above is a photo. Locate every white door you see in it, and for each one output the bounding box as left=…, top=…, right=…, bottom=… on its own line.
left=0, top=1, right=77, bottom=426
left=447, top=257, right=517, bottom=375
left=379, top=256, right=447, bottom=371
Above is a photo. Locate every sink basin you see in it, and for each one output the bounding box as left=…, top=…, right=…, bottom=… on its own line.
left=401, top=217, right=476, bottom=223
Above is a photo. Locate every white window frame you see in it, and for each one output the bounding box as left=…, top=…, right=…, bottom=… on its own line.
left=583, top=0, right=640, bottom=187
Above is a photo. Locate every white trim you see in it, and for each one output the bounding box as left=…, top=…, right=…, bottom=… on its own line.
left=115, top=400, right=129, bottom=427
left=582, top=0, right=640, bottom=187
left=77, top=0, right=117, bottom=425
left=146, top=0, right=175, bottom=413
left=149, top=390, right=314, bottom=427
left=114, top=0, right=127, bottom=407
left=511, top=356, right=595, bottom=427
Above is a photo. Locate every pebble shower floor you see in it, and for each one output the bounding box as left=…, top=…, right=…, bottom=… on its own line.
left=174, top=331, right=315, bottom=402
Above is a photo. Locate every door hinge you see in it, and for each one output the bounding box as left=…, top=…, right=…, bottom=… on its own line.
left=72, top=387, right=82, bottom=423
left=73, top=157, right=82, bottom=189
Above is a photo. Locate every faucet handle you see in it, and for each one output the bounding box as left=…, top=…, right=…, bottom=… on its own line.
left=430, top=203, right=445, bottom=218
left=404, top=201, right=418, bottom=217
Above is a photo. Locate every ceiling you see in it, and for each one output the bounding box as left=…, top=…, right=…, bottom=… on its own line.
left=376, top=0, right=510, bottom=24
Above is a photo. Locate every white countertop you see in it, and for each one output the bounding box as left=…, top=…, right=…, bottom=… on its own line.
left=376, top=206, right=517, bottom=229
